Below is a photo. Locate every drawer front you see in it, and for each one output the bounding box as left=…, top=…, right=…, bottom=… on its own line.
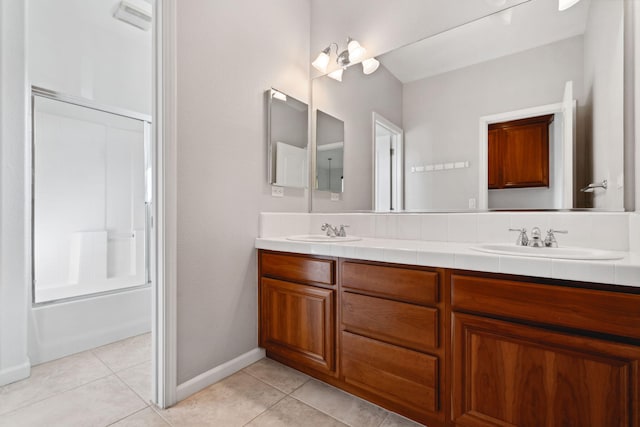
left=342, top=331, right=438, bottom=413
left=261, top=251, right=335, bottom=286
left=451, top=274, right=640, bottom=340
left=260, top=278, right=335, bottom=374
left=342, top=291, right=438, bottom=352
left=342, top=261, right=439, bottom=306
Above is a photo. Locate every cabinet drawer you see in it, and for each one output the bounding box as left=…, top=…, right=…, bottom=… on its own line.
left=451, top=274, right=640, bottom=340
left=342, top=261, right=439, bottom=306
left=261, top=251, right=335, bottom=286
left=342, top=291, right=438, bottom=352
left=342, top=331, right=438, bottom=413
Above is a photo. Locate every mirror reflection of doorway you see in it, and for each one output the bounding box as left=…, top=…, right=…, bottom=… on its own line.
left=374, top=113, right=404, bottom=211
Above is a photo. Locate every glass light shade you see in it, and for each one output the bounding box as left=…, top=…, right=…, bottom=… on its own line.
left=558, top=0, right=581, bottom=11
left=327, top=68, right=344, bottom=82
left=347, top=39, right=366, bottom=62
left=362, top=58, right=380, bottom=75
left=312, top=51, right=330, bottom=73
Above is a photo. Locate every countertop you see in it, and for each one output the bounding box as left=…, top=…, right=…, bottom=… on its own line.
left=255, top=236, right=640, bottom=288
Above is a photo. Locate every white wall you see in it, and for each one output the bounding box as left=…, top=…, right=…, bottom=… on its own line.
left=176, top=0, right=310, bottom=385
left=584, top=0, right=625, bottom=210
left=310, top=0, right=528, bottom=77
left=403, top=36, right=584, bottom=210
left=312, top=64, right=403, bottom=211
left=0, top=0, right=30, bottom=386
left=28, top=0, right=152, bottom=115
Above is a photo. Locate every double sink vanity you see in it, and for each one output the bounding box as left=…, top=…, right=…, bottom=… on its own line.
left=255, top=213, right=640, bottom=426
left=260, top=0, right=638, bottom=424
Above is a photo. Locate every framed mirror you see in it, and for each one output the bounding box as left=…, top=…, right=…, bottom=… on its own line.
left=311, top=0, right=630, bottom=212
left=266, top=88, right=308, bottom=189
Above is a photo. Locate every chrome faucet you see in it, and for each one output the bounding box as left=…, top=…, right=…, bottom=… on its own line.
left=509, top=227, right=568, bottom=247
left=509, top=228, right=529, bottom=246
left=528, top=227, right=544, bottom=247
left=321, top=223, right=349, bottom=237
left=544, top=229, right=568, bottom=248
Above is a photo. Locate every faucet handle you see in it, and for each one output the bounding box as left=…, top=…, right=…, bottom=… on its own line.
left=338, top=224, right=350, bottom=237
left=544, top=229, right=568, bottom=248
left=508, top=228, right=529, bottom=246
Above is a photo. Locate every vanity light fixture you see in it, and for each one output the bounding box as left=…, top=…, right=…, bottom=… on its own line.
left=558, top=0, right=581, bottom=11
left=362, top=58, right=380, bottom=75
left=327, top=68, right=344, bottom=82
left=312, top=37, right=380, bottom=80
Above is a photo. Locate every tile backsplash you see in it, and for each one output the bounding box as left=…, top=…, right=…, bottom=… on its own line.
left=260, top=212, right=633, bottom=252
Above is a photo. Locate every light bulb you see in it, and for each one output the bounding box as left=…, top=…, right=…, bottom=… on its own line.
left=362, top=58, right=380, bottom=75
left=327, top=68, right=344, bottom=82
left=347, top=38, right=366, bottom=63
left=312, top=50, right=330, bottom=73
left=558, top=0, right=581, bottom=11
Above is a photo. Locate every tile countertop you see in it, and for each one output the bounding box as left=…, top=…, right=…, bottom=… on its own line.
left=255, top=237, right=640, bottom=288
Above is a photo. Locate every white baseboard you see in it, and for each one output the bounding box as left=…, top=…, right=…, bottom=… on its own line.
left=0, top=360, right=31, bottom=387
left=176, top=347, right=265, bottom=402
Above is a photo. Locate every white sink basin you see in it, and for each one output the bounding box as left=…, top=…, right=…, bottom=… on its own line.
left=471, top=243, right=624, bottom=260
left=286, top=234, right=362, bottom=243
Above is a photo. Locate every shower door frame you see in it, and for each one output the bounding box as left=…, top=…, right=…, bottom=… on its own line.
left=30, top=86, right=153, bottom=306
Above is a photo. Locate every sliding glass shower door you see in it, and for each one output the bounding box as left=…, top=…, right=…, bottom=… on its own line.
left=32, top=89, right=151, bottom=304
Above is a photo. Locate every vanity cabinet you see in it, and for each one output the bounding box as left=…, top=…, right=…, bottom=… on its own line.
left=258, top=251, right=337, bottom=376
left=258, top=250, right=640, bottom=426
left=451, top=273, right=640, bottom=427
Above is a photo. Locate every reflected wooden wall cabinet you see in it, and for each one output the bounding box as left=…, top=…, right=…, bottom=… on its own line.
left=488, top=114, right=553, bottom=190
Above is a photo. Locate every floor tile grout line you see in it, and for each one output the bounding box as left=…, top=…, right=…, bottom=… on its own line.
left=0, top=369, right=118, bottom=419
left=286, top=393, right=358, bottom=427
left=112, top=357, right=152, bottom=374
left=149, top=404, right=175, bottom=427
left=240, top=393, right=290, bottom=427
left=112, top=368, right=153, bottom=407
left=104, top=405, right=151, bottom=427
left=90, top=349, right=119, bottom=375
left=241, top=367, right=311, bottom=396
left=287, top=380, right=392, bottom=427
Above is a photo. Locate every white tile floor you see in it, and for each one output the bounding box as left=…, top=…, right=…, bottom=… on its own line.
left=0, top=334, right=424, bottom=426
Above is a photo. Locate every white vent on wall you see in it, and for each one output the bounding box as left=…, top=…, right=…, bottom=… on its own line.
left=114, top=0, right=152, bottom=31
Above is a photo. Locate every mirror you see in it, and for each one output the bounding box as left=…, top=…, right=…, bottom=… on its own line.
left=266, top=88, right=308, bottom=188
left=311, top=0, right=628, bottom=212
left=315, top=110, right=345, bottom=193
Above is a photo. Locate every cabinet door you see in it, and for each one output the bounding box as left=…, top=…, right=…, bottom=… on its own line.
left=260, top=277, right=335, bottom=375
left=501, top=121, right=549, bottom=188
left=452, top=313, right=640, bottom=427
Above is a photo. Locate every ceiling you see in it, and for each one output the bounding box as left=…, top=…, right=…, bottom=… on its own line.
left=380, top=0, right=591, bottom=83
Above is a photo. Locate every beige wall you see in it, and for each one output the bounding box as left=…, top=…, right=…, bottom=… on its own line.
left=176, top=0, right=310, bottom=384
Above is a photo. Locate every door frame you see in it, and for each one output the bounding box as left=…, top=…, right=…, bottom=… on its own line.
left=153, top=0, right=178, bottom=408
left=372, top=112, right=404, bottom=211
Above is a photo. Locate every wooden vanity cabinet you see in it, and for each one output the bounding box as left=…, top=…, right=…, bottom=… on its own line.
left=339, top=260, right=447, bottom=426
left=259, top=250, right=640, bottom=426
left=451, top=273, right=640, bottom=427
left=258, top=251, right=337, bottom=376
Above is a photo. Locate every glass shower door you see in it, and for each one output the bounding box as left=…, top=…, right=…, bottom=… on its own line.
left=32, top=91, right=151, bottom=304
